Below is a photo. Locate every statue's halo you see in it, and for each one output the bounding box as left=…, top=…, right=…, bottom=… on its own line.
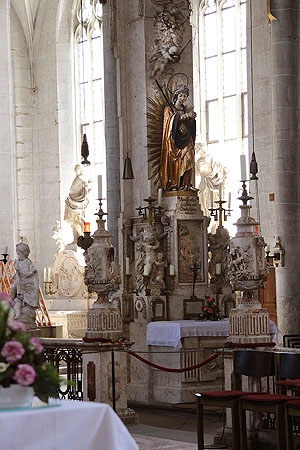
left=167, top=73, right=189, bottom=94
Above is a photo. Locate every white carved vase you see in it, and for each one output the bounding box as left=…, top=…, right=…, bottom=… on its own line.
left=0, top=385, right=34, bottom=408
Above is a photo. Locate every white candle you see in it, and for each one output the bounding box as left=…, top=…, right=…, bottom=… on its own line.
left=228, top=192, right=231, bottom=209
left=266, top=245, right=270, bottom=253
left=2, top=245, right=8, bottom=254
left=210, top=190, right=214, bottom=208
left=240, top=154, right=247, bottom=181
left=137, top=189, right=141, bottom=207
left=218, top=183, right=223, bottom=199
left=148, top=180, right=152, bottom=198
left=98, top=174, right=102, bottom=199
left=158, top=188, right=162, bottom=207
left=43, top=268, right=47, bottom=282
left=216, top=263, right=222, bottom=275
left=169, top=264, right=175, bottom=276
left=125, top=257, right=130, bottom=275
left=47, top=267, right=51, bottom=282
left=144, top=264, right=151, bottom=276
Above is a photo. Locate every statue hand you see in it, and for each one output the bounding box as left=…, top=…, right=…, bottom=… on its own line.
left=189, top=111, right=196, bottom=119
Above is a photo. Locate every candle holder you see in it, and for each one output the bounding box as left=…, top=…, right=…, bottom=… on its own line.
left=209, top=195, right=231, bottom=227
left=0, top=253, right=8, bottom=264
left=43, top=281, right=57, bottom=296
left=136, top=197, right=163, bottom=225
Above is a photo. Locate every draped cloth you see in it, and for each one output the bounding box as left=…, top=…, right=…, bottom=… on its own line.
left=160, top=105, right=196, bottom=190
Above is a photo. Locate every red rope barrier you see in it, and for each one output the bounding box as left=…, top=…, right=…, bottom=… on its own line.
left=128, top=351, right=218, bottom=373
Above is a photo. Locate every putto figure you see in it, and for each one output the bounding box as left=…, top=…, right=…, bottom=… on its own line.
left=11, top=243, right=39, bottom=329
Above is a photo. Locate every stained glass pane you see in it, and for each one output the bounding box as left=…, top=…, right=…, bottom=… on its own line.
left=205, top=12, right=217, bottom=57
left=241, top=48, right=247, bottom=91
left=92, top=36, right=102, bottom=80
left=205, top=0, right=216, bottom=14
left=241, top=2, right=247, bottom=48
left=223, top=52, right=236, bottom=96
left=242, top=93, right=248, bottom=137
left=222, top=7, right=236, bottom=53
left=224, top=96, right=237, bottom=140
left=206, top=56, right=218, bottom=100
left=93, top=79, right=104, bottom=122
left=207, top=100, right=219, bottom=142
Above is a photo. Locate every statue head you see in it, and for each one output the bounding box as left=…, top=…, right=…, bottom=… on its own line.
left=74, top=164, right=83, bottom=176
left=16, top=242, right=30, bottom=259
left=172, top=84, right=189, bottom=105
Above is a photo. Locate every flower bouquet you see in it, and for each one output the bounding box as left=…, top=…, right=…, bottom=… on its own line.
left=199, top=296, right=223, bottom=321
left=0, top=293, right=60, bottom=403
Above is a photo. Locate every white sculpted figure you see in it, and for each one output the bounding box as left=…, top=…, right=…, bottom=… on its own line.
left=10, top=243, right=39, bottom=329
left=152, top=250, right=168, bottom=288
left=64, top=164, right=91, bottom=244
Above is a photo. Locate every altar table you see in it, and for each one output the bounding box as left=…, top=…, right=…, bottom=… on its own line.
left=147, top=319, right=279, bottom=348
left=0, top=400, right=139, bottom=450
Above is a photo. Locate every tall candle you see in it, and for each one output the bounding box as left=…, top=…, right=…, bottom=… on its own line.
left=44, top=268, right=47, bottom=282
left=169, top=264, right=175, bottom=276
left=218, top=183, right=223, bottom=199
left=2, top=245, right=8, bottom=254
left=98, top=174, right=102, bottom=199
left=216, top=263, right=222, bottom=275
left=47, top=267, right=51, bottom=282
left=137, top=189, right=141, bottom=207
left=228, top=192, right=231, bottom=209
left=158, top=188, right=162, bottom=207
left=125, top=257, right=130, bottom=275
left=210, top=190, right=214, bottom=208
left=147, top=179, right=152, bottom=198
left=240, top=154, right=247, bottom=181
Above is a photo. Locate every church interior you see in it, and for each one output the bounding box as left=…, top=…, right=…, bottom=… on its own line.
left=0, top=0, right=300, bottom=449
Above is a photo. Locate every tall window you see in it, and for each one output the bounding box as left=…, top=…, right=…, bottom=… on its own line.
left=74, top=0, right=106, bottom=217
left=193, top=0, right=247, bottom=232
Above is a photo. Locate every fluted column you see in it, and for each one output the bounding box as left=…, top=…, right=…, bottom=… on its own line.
left=102, top=3, right=120, bottom=250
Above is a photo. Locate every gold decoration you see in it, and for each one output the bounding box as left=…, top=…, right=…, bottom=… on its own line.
left=267, top=0, right=278, bottom=23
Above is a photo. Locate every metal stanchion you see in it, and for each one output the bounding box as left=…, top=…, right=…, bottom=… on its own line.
left=111, top=349, right=116, bottom=411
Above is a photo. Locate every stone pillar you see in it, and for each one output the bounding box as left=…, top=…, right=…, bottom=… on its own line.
left=102, top=4, right=120, bottom=251
left=271, top=1, right=300, bottom=336
left=0, top=0, right=17, bottom=255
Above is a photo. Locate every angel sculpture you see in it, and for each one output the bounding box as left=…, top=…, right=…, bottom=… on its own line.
left=147, top=74, right=197, bottom=192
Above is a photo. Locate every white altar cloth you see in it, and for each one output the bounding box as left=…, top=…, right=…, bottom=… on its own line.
left=0, top=400, right=139, bottom=450
left=147, top=319, right=279, bottom=348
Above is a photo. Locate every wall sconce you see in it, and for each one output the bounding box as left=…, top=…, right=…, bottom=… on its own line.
left=77, top=221, right=94, bottom=251
left=122, top=153, right=134, bottom=180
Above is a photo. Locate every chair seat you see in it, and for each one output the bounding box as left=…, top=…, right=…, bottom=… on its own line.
left=241, top=393, right=300, bottom=403
left=275, top=379, right=300, bottom=387
left=198, top=390, right=257, bottom=399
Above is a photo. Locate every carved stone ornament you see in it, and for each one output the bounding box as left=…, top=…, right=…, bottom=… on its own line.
left=148, top=1, right=191, bottom=80
left=52, top=250, right=86, bottom=297
left=178, top=221, right=204, bottom=283
left=208, top=226, right=230, bottom=285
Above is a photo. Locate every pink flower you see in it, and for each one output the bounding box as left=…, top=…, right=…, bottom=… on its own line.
left=13, top=364, right=36, bottom=386
left=0, top=293, right=13, bottom=308
left=29, top=337, right=44, bottom=353
left=1, top=340, right=25, bottom=363
left=10, top=320, right=27, bottom=332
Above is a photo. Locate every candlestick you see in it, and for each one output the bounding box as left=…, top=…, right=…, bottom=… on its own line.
left=240, top=154, right=247, bottom=181
left=147, top=180, right=152, bottom=198
left=158, top=188, right=162, bottom=207
left=125, top=257, right=130, bottom=275
left=228, top=192, right=231, bottom=209
left=98, top=174, right=102, bottom=199
left=169, top=264, right=175, bottom=276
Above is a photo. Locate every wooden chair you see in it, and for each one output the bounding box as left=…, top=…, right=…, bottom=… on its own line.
left=239, top=352, right=300, bottom=450
left=285, top=399, right=300, bottom=450
left=195, top=350, right=275, bottom=450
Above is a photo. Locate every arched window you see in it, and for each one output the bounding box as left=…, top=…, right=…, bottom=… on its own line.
left=192, top=0, right=247, bottom=231
left=73, top=0, right=106, bottom=214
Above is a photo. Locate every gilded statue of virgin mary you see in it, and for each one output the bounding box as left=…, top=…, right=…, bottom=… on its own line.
left=147, top=74, right=197, bottom=191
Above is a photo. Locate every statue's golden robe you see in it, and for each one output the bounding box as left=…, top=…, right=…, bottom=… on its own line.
left=160, top=106, right=196, bottom=190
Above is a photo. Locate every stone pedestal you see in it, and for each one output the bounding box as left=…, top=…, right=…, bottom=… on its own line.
left=85, top=303, right=123, bottom=340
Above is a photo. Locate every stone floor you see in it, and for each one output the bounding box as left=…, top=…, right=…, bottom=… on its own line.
left=128, top=403, right=230, bottom=450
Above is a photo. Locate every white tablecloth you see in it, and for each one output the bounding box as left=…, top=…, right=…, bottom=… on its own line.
left=147, top=319, right=279, bottom=348
left=0, top=400, right=139, bottom=450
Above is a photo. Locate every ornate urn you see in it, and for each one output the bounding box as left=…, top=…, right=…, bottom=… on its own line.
left=83, top=201, right=122, bottom=339
left=227, top=182, right=271, bottom=343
